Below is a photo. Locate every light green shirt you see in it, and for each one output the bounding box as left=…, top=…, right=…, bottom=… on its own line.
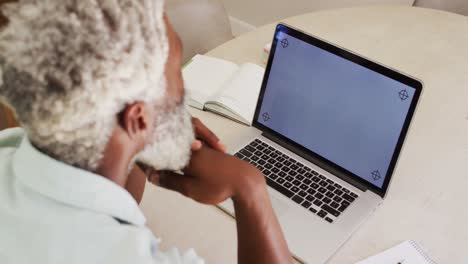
left=0, top=128, right=203, bottom=264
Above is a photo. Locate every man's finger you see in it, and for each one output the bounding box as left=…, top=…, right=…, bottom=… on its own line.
left=193, top=118, right=225, bottom=152
left=191, top=140, right=202, bottom=151
left=158, top=171, right=195, bottom=197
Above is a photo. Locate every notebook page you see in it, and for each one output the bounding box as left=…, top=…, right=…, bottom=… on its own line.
left=211, top=63, right=264, bottom=124
left=182, top=55, right=239, bottom=109
left=356, top=240, right=436, bottom=264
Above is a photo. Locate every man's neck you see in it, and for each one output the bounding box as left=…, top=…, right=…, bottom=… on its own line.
left=95, top=131, right=135, bottom=188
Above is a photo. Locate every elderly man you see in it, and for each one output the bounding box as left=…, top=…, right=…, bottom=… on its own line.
left=0, top=0, right=292, bottom=263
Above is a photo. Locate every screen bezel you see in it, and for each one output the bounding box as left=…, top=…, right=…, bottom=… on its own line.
left=253, top=23, right=422, bottom=197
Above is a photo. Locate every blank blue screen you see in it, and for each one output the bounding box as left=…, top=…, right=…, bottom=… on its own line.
left=257, top=31, right=415, bottom=188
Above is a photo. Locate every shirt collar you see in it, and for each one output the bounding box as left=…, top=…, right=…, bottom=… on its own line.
left=12, top=130, right=146, bottom=226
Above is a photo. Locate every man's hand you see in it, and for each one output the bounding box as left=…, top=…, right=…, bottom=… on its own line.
left=148, top=145, right=293, bottom=263
left=150, top=145, right=264, bottom=204
left=191, top=117, right=226, bottom=153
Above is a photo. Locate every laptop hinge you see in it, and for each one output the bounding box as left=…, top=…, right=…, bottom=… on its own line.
left=262, top=131, right=368, bottom=192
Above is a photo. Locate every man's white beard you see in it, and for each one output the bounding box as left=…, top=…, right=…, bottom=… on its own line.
left=136, top=98, right=194, bottom=171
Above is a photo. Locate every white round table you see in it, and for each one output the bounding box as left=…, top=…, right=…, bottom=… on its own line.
left=141, top=6, right=468, bottom=263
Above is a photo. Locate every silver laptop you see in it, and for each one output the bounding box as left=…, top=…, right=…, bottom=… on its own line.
left=219, top=23, right=422, bottom=263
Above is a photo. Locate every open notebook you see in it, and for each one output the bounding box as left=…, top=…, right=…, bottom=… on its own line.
left=183, top=55, right=265, bottom=125
left=356, top=240, right=436, bottom=264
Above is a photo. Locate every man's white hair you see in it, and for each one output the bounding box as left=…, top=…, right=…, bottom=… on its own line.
left=0, top=0, right=168, bottom=170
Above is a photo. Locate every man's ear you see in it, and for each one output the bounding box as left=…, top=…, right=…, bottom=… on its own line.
left=119, top=102, right=152, bottom=143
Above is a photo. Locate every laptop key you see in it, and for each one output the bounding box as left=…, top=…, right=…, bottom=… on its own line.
left=292, top=195, right=304, bottom=204
left=245, top=146, right=256, bottom=153
left=265, top=178, right=294, bottom=198
left=270, top=174, right=278, bottom=180
left=279, top=171, right=287, bottom=178
left=326, top=179, right=334, bottom=184
left=330, top=202, right=340, bottom=209
left=305, top=195, right=315, bottom=202
left=291, top=186, right=300, bottom=193
left=291, top=164, right=298, bottom=170
left=317, top=210, right=327, bottom=218
left=338, top=205, right=348, bottom=212
left=277, top=178, right=285, bottom=184
left=341, top=201, right=350, bottom=207
left=272, top=167, right=280, bottom=173
left=342, top=188, right=350, bottom=193
left=283, top=182, right=292, bottom=189
left=321, top=204, right=341, bottom=217
left=299, top=184, right=308, bottom=190
left=281, top=166, right=290, bottom=172
left=323, top=197, right=332, bottom=204
left=292, top=179, right=301, bottom=186
left=311, top=183, right=319, bottom=189
left=306, top=188, right=316, bottom=195
left=258, top=160, right=266, bottom=165
left=296, top=175, right=305, bottom=181
left=303, top=178, right=312, bottom=185
left=350, top=192, right=358, bottom=198
left=326, top=191, right=335, bottom=198
left=334, top=189, right=343, bottom=196
left=327, top=185, right=336, bottom=192
left=285, top=176, right=294, bottom=182
left=309, top=207, right=317, bottom=213
left=264, top=170, right=272, bottom=176
left=265, top=164, right=273, bottom=170
left=289, top=170, right=298, bottom=177
left=333, top=196, right=343, bottom=203
left=240, top=149, right=253, bottom=157
left=304, top=167, right=311, bottom=172
left=342, top=194, right=355, bottom=203
left=319, top=181, right=328, bottom=187
left=314, top=193, right=324, bottom=200
left=298, top=190, right=307, bottom=197
left=318, top=175, right=326, bottom=180
left=305, top=172, right=313, bottom=179
left=301, top=201, right=312, bottom=209
left=325, top=217, right=333, bottom=223
left=334, top=183, right=342, bottom=189
left=313, top=200, right=323, bottom=207
left=312, top=176, right=320, bottom=182
left=234, top=153, right=245, bottom=159
left=318, top=187, right=327, bottom=193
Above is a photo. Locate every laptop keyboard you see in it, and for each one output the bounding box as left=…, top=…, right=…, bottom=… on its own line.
left=234, top=138, right=359, bottom=223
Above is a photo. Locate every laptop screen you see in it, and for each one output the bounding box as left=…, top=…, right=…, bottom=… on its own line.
left=255, top=24, right=421, bottom=193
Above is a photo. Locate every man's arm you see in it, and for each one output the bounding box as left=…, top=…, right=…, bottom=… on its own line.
left=233, top=182, right=291, bottom=263
left=151, top=146, right=293, bottom=263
